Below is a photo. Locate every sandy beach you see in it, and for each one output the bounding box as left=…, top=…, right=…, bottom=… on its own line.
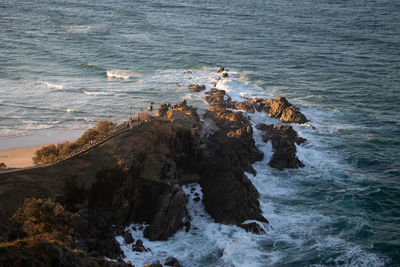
left=0, top=144, right=54, bottom=169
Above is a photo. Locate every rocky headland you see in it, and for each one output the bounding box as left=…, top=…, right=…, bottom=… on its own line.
left=0, top=68, right=308, bottom=266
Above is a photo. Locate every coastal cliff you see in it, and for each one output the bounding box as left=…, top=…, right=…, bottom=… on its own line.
left=0, top=69, right=308, bottom=266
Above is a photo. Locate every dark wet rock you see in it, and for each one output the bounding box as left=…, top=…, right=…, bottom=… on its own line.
left=123, top=231, right=134, bottom=244
left=239, top=222, right=265, bottom=234
left=132, top=239, right=147, bottom=253
left=184, top=220, right=191, bottom=232
left=143, top=185, right=187, bottom=241
left=147, top=264, right=163, bottom=267
left=165, top=256, right=181, bottom=267
left=221, top=72, right=229, bottom=78
left=257, top=123, right=306, bottom=169
left=199, top=94, right=267, bottom=227
left=188, top=83, right=206, bottom=92
left=193, top=196, right=200, bottom=202
left=216, top=66, right=225, bottom=73
left=203, top=107, right=263, bottom=175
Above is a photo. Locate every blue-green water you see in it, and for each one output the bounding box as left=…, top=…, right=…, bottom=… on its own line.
left=1, top=0, right=399, bottom=266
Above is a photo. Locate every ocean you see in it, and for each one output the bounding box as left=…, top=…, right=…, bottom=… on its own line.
left=1, top=0, right=399, bottom=266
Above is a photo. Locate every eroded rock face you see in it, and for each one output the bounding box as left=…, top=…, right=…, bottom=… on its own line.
left=256, top=123, right=306, bottom=169
left=199, top=89, right=267, bottom=229
left=143, top=185, right=186, bottom=241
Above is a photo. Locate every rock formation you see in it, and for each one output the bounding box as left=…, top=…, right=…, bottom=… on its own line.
left=0, top=78, right=309, bottom=265
left=256, top=123, right=306, bottom=169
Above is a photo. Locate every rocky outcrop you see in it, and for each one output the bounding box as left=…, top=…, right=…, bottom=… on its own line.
left=188, top=84, right=206, bottom=92
left=242, top=96, right=307, bottom=123
left=203, top=88, right=307, bottom=124
left=204, top=88, right=235, bottom=109
left=256, top=123, right=306, bottom=169
left=143, top=185, right=186, bottom=240
left=155, top=103, right=170, bottom=118
left=198, top=87, right=268, bottom=230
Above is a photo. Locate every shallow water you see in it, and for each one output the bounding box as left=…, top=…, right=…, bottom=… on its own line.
left=1, top=0, right=400, bottom=265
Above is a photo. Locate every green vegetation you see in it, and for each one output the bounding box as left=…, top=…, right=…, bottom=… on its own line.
left=10, top=198, right=77, bottom=247
left=32, top=120, right=116, bottom=164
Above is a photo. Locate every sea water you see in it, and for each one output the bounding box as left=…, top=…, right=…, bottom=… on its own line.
left=1, top=0, right=399, bottom=266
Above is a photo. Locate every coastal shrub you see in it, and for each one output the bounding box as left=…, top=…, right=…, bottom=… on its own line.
left=95, top=120, right=115, bottom=135
left=10, top=198, right=77, bottom=246
left=0, top=162, right=6, bottom=169
left=75, top=128, right=99, bottom=147
left=32, top=120, right=116, bottom=164
left=32, top=145, right=59, bottom=164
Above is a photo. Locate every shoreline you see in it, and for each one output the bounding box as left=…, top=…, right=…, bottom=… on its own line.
left=0, top=130, right=84, bottom=169
left=0, top=144, right=55, bottom=169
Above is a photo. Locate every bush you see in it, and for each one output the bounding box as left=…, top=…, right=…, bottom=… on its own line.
left=0, top=162, right=6, bottom=169
left=75, top=129, right=99, bottom=147
left=32, top=145, right=59, bottom=164
left=33, top=120, right=116, bottom=164
left=11, top=198, right=77, bottom=246
left=95, top=120, right=115, bottom=135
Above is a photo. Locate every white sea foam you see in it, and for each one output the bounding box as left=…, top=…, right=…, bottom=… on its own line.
left=61, top=25, right=93, bottom=33
left=106, top=69, right=142, bottom=80
left=84, top=91, right=114, bottom=96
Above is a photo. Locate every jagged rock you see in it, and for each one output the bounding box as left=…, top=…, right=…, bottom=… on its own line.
left=242, top=97, right=307, bottom=123
left=221, top=72, right=229, bottom=78
left=204, top=107, right=263, bottom=175
left=204, top=88, right=234, bottom=109
left=143, top=185, right=187, bottom=241
left=148, top=102, right=153, bottom=111
left=165, top=256, right=181, bottom=267
left=234, top=101, right=255, bottom=113
left=122, top=231, right=134, bottom=244
left=256, top=123, right=306, bottom=169
left=155, top=103, right=170, bottom=118
left=216, top=67, right=225, bottom=73
left=188, top=84, right=206, bottom=92
left=199, top=93, right=267, bottom=227
left=239, top=222, right=265, bottom=234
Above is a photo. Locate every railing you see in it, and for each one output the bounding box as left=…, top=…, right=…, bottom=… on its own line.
left=0, top=120, right=146, bottom=174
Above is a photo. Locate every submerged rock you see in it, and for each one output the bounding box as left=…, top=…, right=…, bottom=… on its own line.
left=164, top=256, right=180, bottom=267
left=188, top=83, right=206, bottom=92
left=239, top=222, right=266, bottom=234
